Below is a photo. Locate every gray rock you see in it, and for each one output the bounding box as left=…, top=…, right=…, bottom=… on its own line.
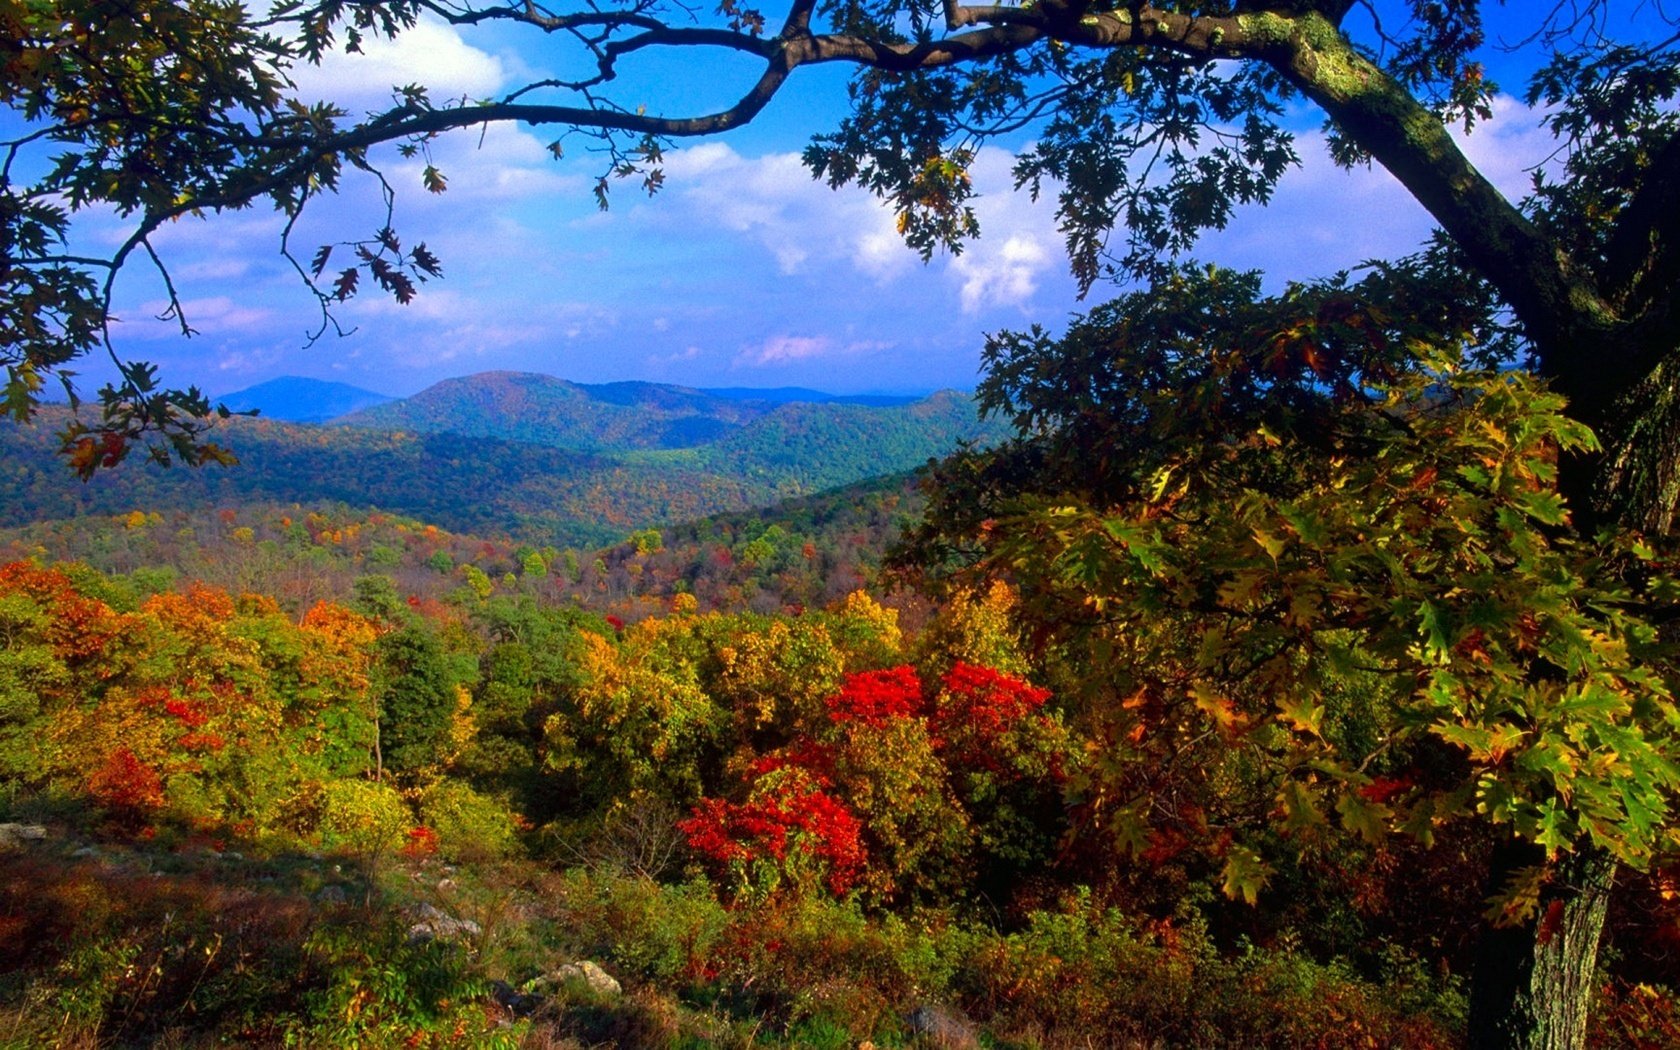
left=0, top=823, right=47, bottom=853
left=315, top=885, right=349, bottom=906
left=406, top=903, right=481, bottom=943
left=490, top=979, right=543, bottom=1017
left=532, top=960, right=621, bottom=998
left=905, top=1003, right=979, bottom=1050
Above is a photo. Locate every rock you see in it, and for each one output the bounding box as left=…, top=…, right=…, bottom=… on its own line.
left=905, top=1003, right=979, bottom=1050
left=0, top=823, right=47, bottom=853
left=490, top=979, right=543, bottom=1017
left=406, top=903, right=481, bottom=943
left=533, top=960, right=621, bottom=998
left=315, top=885, right=349, bottom=906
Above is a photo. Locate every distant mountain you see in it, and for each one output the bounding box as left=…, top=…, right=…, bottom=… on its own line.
left=1, top=407, right=768, bottom=549
left=218, top=377, right=394, bottom=422
left=0, top=385, right=1006, bottom=548
left=334, top=372, right=767, bottom=451
left=691, top=390, right=1004, bottom=491
left=332, top=372, right=982, bottom=456
left=698, top=387, right=921, bottom=407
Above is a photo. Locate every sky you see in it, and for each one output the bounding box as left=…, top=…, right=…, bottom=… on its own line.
left=53, top=3, right=1668, bottom=400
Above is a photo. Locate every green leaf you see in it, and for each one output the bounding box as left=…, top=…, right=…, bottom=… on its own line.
left=1279, top=779, right=1326, bottom=834
left=1336, top=791, right=1390, bottom=845
left=1221, top=844, right=1271, bottom=905
left=1517, top=489, right=1569, bottom=526
left=1277, top=693, right=1325, bottom=738
left=1533, top=798, right=1574, bottom=856
left=1252, top=527, right=1285, bottom=560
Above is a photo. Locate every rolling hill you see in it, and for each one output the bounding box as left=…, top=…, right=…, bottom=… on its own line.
left=1, top=378, right=1006, bottom=548
left=331, top=372, right=951, bottom=453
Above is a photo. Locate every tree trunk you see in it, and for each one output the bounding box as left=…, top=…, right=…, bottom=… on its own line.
left=1466, top=844, right=1616, bottom=1050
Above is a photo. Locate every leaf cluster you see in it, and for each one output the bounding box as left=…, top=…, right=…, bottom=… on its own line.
left=903, top=264, right=1680, bottom=922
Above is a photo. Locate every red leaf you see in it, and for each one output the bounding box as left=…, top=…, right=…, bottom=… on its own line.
left=1536, top=899, right=1566, bottom=946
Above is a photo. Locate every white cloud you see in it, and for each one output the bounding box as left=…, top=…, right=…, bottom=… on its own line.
left=213, top=346, right=286, bottom=374
left=289, top=20, right=508, bottom=111
left=1453, top=93, right=1561, bottom=202
left=649, top=345, right=703, bottom=365
left=119, top=296, right=279, bottom=340
left=944, top=148, right=1063, bottom=313
left=657, top=143, right=922, bottom=280
left=733, top=335, right=891, bottom=368
left=953, top=235, right=1052, bottom=314
left=739, top=335, right=831, bottom=365
left=648, top=142, right=1066, bottom=315
left=377, top=121, right=583, bottom=205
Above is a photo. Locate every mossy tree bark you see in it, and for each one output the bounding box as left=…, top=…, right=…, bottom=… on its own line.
left=1467, top=846, right=1617, bottom=1050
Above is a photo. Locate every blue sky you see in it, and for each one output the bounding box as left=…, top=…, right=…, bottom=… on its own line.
left=57, top=4, right=1660, bottom=399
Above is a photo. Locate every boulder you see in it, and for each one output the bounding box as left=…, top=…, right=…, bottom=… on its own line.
left=531, top=959, right=621, bottom=998
left=0, top=823, right=47, bottom=853
left=490, top=979, right=544, bottom=1017
left=905, top=1003, right=980, bottom=1050
left=406, top=902, right=482, bottom=943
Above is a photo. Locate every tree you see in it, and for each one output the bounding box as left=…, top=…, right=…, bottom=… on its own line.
left=7, top=0, right=1679, bottom=1044
left=897, top=265, right=1680, bottom=1046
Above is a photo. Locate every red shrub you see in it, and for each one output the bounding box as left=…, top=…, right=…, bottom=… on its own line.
left=680, top=769, right=867, bottom=897
left=87, top=748, right=165, bottom=818
left=932, top=662, right=1053, bottom=770
left=401, top=825, right=440, bottom=858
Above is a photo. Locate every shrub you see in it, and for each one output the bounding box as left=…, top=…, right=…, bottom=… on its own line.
left=318, top=777, right=410, bottom=862
left=418, top=781, right=519, bottom=861
left=680, top=764, right=866, bottom=900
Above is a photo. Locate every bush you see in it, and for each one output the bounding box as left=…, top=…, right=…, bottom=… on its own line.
left=319, top=777, right=410, bottom=862
left=419, top=781, right=520, bottom=861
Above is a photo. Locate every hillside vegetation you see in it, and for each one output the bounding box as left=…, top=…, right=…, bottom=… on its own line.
left=1, top=382, right=1003, bottom=548
left=2, top=549, right=1675, bottom=1047
left=333, top=372, right=942, bottom=454
left=0, top=475, right=924, bottom=623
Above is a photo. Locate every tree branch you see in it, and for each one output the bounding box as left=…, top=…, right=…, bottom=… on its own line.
left=1214, top=10, right=1626, bottom=412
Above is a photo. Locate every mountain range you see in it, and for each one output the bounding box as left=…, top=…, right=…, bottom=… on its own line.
left=7, top=372, right=1008, bottom=548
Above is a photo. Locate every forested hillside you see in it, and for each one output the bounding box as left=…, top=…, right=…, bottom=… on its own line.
left=336, top=373, right=772, bottom=451
left=0, top=475, right=924, bottom=622
left=1, top=389, right=997, bottom=548
left=2, top=547, right=1675, bottom=1047
left=332, top=372, right=958, bottom=455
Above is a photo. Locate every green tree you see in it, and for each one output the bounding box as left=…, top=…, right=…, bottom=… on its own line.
left=371, top=619, right=458, bottom=780
left=899, top=267, right=1680, bottom=1048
